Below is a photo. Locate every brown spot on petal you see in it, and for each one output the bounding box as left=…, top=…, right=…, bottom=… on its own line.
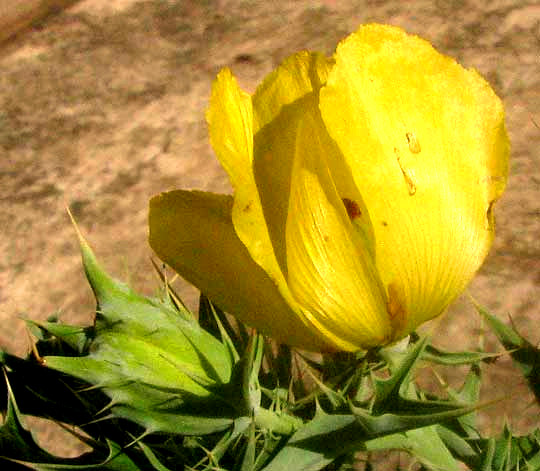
left=394, top=148, right=417, bottom=196
left=243, top=201, right=253, bottom=212
left=342, top=198, right=362, bottom=220
left=406, top=132, right=421, bottom=153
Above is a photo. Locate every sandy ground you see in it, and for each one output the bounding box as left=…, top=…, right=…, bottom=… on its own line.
left=1, top=0, right=539, bottom=459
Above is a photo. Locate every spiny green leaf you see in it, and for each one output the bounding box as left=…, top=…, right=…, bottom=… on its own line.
left=0, top=372, right=145, bottom=470
left=0, top=351, right=106, bottom=427
left=262, top=398, right=477, bottom=471
left=492, top=425, right=518, bottom=471
left=41, top=234, right=238, bottom=436
left=239, top=420, right=256, bottom=471
left=25, top=320, right=90, bottom=355
left=113, top=405, right=234, bottom=436
left=365, top=426, right=459, bottom=471
left=371, top=337, right=472, bottom=418
left=208, top=417, right=251, bottom=465
left=351, top=401, right=478, bottom=438
left=77, top=229, right=233, bottom=383
left=480, top=438, right=497, bottom=471
left=136, top=441, right=174, bottom=471
left=456, top=364, right=482, bottom=404
left=198, top=295, right=225, bottom=342
left=43, top=355, right=235, bottom=436
left=28, top=440, right=148, bottom=470
left=371, top=337, right=428, bottom=414
left=261, top=336, right=483, bottom=471
left=242, top=334, right=265, bottom=415
left=150, top=258, right=192, bottom=318
left=47, top=332, right=220, bottom=395
left=466, top=427, right=540, bottom=471
left=198, top=296, right=240, bottom=365
left=260, top=414, right=360, bottom=471
left=522, top=430, right=540, bottom=469
left=422, top=344, right=500, bottom=366
left=252, top=431, right=284, bottom=471
left=0, top=372, right=58, bottom=465
left=476, top=304, right=540, bottom=403
left=303, top=367, right=347, bottom=412
left=448, top=364, right=483, bottom=439
left=436, top=425, right=479, bottom=467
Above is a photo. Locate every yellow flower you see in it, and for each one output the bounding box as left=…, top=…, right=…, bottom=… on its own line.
left=149, top=24, right=509, bottom=352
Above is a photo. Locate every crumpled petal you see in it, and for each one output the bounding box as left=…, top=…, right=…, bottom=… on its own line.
left=149, top=190, right=330, bottom=350
left=320, top=24, right=509, bottom=336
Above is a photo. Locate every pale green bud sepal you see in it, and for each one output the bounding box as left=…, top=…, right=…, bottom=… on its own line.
left=43, top=233, right=236, bottom=435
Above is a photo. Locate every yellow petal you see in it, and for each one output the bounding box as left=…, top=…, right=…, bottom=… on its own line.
left=205, top=68, right=270, bottom=269
left=285, top=112, right=391, bottom=350
left=206, top=68, right=253, bottom=188
left=320, top=24, right=509, bottom=336
left=149, top=190, right=330, bottom=350
left=252, top=75, right=387, bottom=350
left=252, top=51, right=332, bottom=133
left=206, top=68, right=285, bottom=308
left=248, top=52, right=333, bottom=279
left=207, top=54, right=339, bottom=339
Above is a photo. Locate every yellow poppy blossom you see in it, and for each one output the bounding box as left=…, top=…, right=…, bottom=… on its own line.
left=149, top=24, right=509, bottom=352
